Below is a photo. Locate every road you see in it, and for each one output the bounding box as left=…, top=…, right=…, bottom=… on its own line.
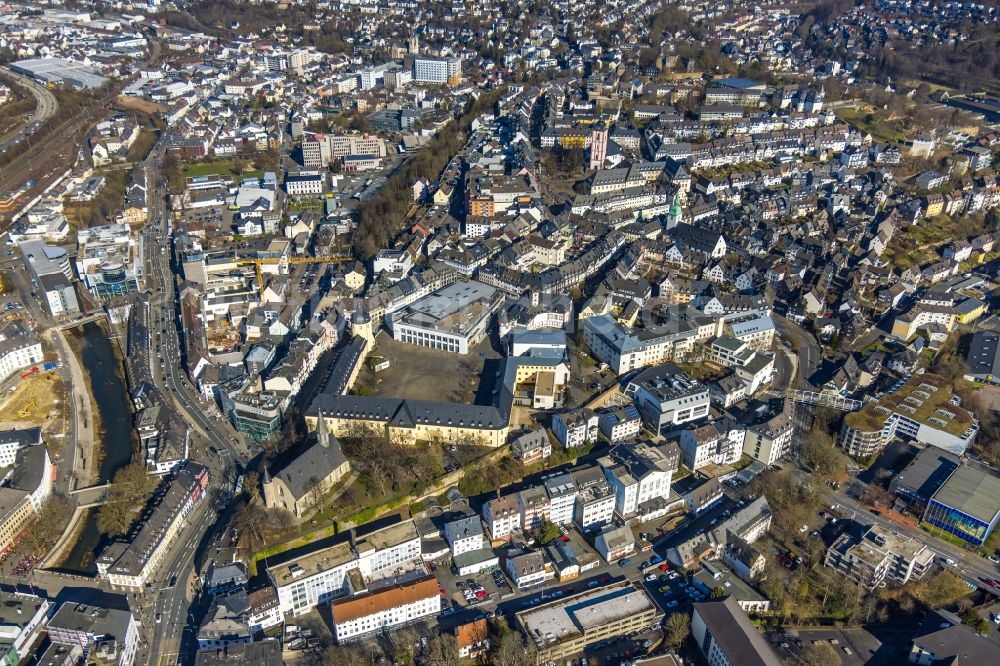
left=0, top=67, right=58, bottom=152
left=829, top=483, right=1000, bottom=591
left=773, top=314, right=821, bottom=389
left=137, top=143, right=248, bottom=666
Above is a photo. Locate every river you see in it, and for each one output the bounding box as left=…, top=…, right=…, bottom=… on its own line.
left=58, top=321, right=136, bottom=574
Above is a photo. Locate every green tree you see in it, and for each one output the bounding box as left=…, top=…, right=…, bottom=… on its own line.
left=710, top=586, right=726, bottom=598
left=534, top=517, right=561, bottom=545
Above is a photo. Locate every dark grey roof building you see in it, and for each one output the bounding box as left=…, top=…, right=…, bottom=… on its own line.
left=965, top=330, right=1000, bottom=385
left=890, top=447, right=960, bottom=507
left=691, top=596, right=781, bottom=666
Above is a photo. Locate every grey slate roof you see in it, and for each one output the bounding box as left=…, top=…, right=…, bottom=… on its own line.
left=692, top=596, right=781, bottom=666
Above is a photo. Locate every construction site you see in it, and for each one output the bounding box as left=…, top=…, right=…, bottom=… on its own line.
left=0, top=368, right=66, bottom=441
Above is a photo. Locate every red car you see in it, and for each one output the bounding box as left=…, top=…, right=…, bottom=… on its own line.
left=659, top=563, right=669, bottom=571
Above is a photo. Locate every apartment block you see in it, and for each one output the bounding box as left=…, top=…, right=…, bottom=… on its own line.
left=824, top=522, right=934, bottom=590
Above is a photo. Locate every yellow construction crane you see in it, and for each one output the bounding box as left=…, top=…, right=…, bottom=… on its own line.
left=237, top=255, right=352, bottom=298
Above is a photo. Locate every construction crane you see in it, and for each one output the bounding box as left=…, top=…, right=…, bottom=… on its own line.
left=236, top=255, right=352, bottom=298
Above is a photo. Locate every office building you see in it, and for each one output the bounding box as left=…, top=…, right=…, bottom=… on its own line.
left=45, top=602, right=139, bottom=666
left=75, top=224, right=141, bottom=298
left=390, top=280, right=503, bottom=354
left=19, top=239, right=80, bottom=316
left=266, top=518, right=422, bottom=617
left=412, top=56, right=462, bottom=85
left=515, top=582, right=662, bottom=664
left=625, top=363, right=711, bottom=435
left=225, top=392, right=282, bottom=441
left=841, top=374, right=978, bottom=458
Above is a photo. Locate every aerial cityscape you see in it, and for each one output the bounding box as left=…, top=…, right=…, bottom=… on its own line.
left=2, top=0, right=1000, bottom=665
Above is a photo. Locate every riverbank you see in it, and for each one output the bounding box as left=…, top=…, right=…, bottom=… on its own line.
left=62, top=326, right=105, bottom=486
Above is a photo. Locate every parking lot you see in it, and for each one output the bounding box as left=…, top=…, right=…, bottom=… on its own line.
left=766, top=626, right=906, bottom=665
left=435, top=563, right=513, bottom=619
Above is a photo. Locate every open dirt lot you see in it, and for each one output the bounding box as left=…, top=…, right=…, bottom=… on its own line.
left=354, top=333, right=498, bottom=403
left=114, top=95, right=166, bottom=115
left=0, top=371, right=65, bottom=433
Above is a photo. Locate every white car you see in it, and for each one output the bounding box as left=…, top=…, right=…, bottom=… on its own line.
left=799, top=524, right=809, bottom=533
left=645, top=574, right=657, bottom=582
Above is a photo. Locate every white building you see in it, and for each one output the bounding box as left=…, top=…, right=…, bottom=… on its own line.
left=600, top=441, right=679, bottom=522
left=552, top=409, right=599, bottom=449
left=373, top=249, right=414, bottom=276
left=544, top=474, right=577, bottom=525
left=572, top=467, right=616, bottom=532
left=444, top=516, right=485, bottom=556
left=598, top=405, right=642, bottom=443
left=390, top=280, right=503, bottom=354
left=742, top=412, right=794, bottom=465
left=412, top=56, right=462, bottom=84
left=0, top=326, right=43, bottom=384
left=505, top=550, right=551, bottom=589
left=594, top=525, right=635, bottom=562
left=268, top=520, right=422, bottom=617
left=284, top=172, right=324, bottom=196
left=75, top=224, right=140, bottom=298
left=0, top=427, right=41, bottom=468
left=329, top=575, right=440, bottom=643
left=482, top=494, right=521, bottom=542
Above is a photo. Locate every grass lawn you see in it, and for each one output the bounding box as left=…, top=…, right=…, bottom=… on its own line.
left=920, top=521, right=977, bottom=551
left=835, top=107, right=906, bottom=143
left=184, top=160, right=264, bottom=180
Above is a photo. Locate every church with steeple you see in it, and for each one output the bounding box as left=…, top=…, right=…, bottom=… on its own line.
left=262, top=411, right=352, bottom=519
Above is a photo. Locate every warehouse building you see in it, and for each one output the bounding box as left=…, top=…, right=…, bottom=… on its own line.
left=923, top=464, right=1000, bottom=546
left=11, top=57, right=108, bottom=89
